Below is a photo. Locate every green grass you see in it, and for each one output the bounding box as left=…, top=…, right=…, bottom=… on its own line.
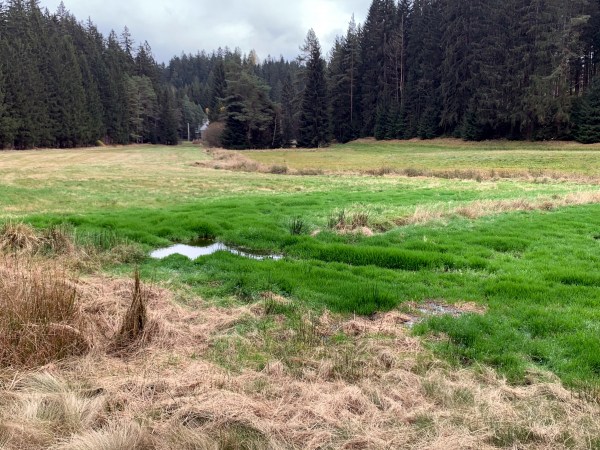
left=248, top=138, right=600, bottom=175
left=2, top=141, right=600, bottom=388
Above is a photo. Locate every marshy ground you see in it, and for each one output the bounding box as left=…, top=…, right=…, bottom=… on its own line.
left=1, top=139, right=600, bottom=449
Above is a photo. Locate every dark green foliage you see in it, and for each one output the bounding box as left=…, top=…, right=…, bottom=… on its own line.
left=298, top=30, right=329, bottom=148
left=573, top=80, right=600, bottom=143
left=0, top=1, right=194, bottom=148
left=157, top=87, right=179, bottom=145
left=280, top=74, right=297, bottom=147
left=221, top=71, right=278, bottom=149
left=287, top=216, right=307, bottom=235
left=329, top=18, right=361, bottom=143
left=1, top=0, right=600, bottom=149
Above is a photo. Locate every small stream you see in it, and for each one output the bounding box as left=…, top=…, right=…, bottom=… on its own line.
left=150, top=239, right=283, bottom=261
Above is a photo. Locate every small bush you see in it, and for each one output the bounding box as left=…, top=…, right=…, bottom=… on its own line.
left=403, top=167, right=426, bottom=177
left=350, top=210, right=370, bottom=228
left=95, top=140, right=105, bottom=147
left=366, top=166, right=394, bottom=176
left=203, top=122, right=225, bottom=148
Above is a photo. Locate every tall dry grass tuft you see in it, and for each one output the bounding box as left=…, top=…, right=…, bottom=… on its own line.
left=0, top=222, right=43, bottom=254
left=395, top=190, right=600, bottom=227
left=51, top=423, right=152, bottom=450
left=0, top=257, right=89, bottom=368
left=43, top=225, right=76, bottom=255
left=113, top=270, right=149, bottom=350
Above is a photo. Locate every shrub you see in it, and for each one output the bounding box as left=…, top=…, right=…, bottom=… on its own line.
left=203, top=122, right=225, bottom=148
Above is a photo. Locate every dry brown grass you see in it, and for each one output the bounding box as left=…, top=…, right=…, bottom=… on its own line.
left=112, top=270, right=149, bottom=352
left=196, top=149, right=267, bottom=173
left=395, top=190, right=600, bottom=226
left=1, top=270, right=599, bottom=449
left=0, top=256, right=88, bottom=368
left=198, top=147, right=600, bottom=185
left=0, top=222, right=43, bottom=254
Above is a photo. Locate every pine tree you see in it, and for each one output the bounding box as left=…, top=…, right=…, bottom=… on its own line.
left=208, top=59, right=227, bottom=121
left=280, top=73, right=297, bottom=147
left=104, top=30, right=131, bottom=144
left=158, top=86, right=179, bottom=145
left=221, top=71, right=277, bottom=149
left=404, top=0, right=443, bottom=139
left=573, top=80, right=600, bottom=143
left=329, top=17, right=361, bottom=143
left=298, top=29, right=329, bottom=148
left=359, top=0, right=398, bottom=136
left=0, top=63, right=16, bottom=148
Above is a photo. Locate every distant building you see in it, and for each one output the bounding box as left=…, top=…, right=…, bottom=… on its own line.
left=199, top=119, right=210, bottom=140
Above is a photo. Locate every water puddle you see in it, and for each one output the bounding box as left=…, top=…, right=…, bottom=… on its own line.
left=402, top=301, right=487, bottom=327
left=150, top=239, right=283, bottom=261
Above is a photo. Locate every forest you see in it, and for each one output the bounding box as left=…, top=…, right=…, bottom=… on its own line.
left=1, top=0, right=600, bottom=149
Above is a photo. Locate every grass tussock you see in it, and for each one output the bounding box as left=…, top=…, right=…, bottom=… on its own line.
left=0, top=222, right=43, bottom=253
left=112, top=270, right=149, bottom=351
left=0, top=257, right=88, bottom=368
left=327, top=206, right=374, bottom=236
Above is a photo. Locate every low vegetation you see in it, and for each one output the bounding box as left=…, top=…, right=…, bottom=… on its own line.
left=1, top=141, right=600, bottom=448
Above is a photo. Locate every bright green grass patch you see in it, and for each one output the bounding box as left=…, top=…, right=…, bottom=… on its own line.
left=66, top=199, right=600, bottom=387
left=3, top=144, right=600, bottom=389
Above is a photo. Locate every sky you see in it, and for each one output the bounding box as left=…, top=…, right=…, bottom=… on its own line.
left=39, top=0, right=371, bottom=64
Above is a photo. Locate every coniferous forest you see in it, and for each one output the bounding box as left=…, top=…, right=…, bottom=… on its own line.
left=2, top=0, right=600, bottom=150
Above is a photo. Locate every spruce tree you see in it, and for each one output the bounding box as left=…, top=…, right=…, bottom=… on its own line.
left=280, top=73, right=297, bottom=147
left=298, top=29, right=329, bottom=148
left=158, top=86, right=179, bottom=145
left=573, top=80, right=600, bottom=143
left=208, top=59, right=227, bottom=121
left=329, top=17, right=361, bottom=143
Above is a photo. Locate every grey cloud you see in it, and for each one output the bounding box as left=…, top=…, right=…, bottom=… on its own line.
left=40, top=0, right=371, bottom=63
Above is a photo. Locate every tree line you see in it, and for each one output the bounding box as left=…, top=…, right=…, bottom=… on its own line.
left=0, top=0, right=198, bottom=149
left=176, top=0, right=600, bottom=148
left=2, top=0, right=600, bottom=150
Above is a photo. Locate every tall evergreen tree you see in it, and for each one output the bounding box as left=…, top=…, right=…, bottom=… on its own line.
left=158, top=86, right=179, bottom=145
left=329, top=17, right=361, bottom=143
left=298, top=29, right=329, bottom=148
left=359, top=0, right=397, bottom=136
left=573, top=79, right=600, bottom=143
left=280, top=73, right=297, bottom=147
left=208, top=59, right=227, bottom=121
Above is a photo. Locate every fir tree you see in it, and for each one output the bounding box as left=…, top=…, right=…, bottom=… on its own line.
left=280, top=73, right=297, bottom=147
left=573, top=80, right=600, bottom=143
left=298, top=29, right=329, bottom=148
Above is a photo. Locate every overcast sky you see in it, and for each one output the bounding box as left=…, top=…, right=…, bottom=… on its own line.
left=39, top=0, right=370, bottom=63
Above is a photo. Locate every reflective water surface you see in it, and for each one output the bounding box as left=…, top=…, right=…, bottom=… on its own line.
left=150, top=240, right=283, bottom=261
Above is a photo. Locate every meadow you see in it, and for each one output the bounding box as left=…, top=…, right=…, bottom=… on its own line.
left=1, top=139, right=600, bottom=449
